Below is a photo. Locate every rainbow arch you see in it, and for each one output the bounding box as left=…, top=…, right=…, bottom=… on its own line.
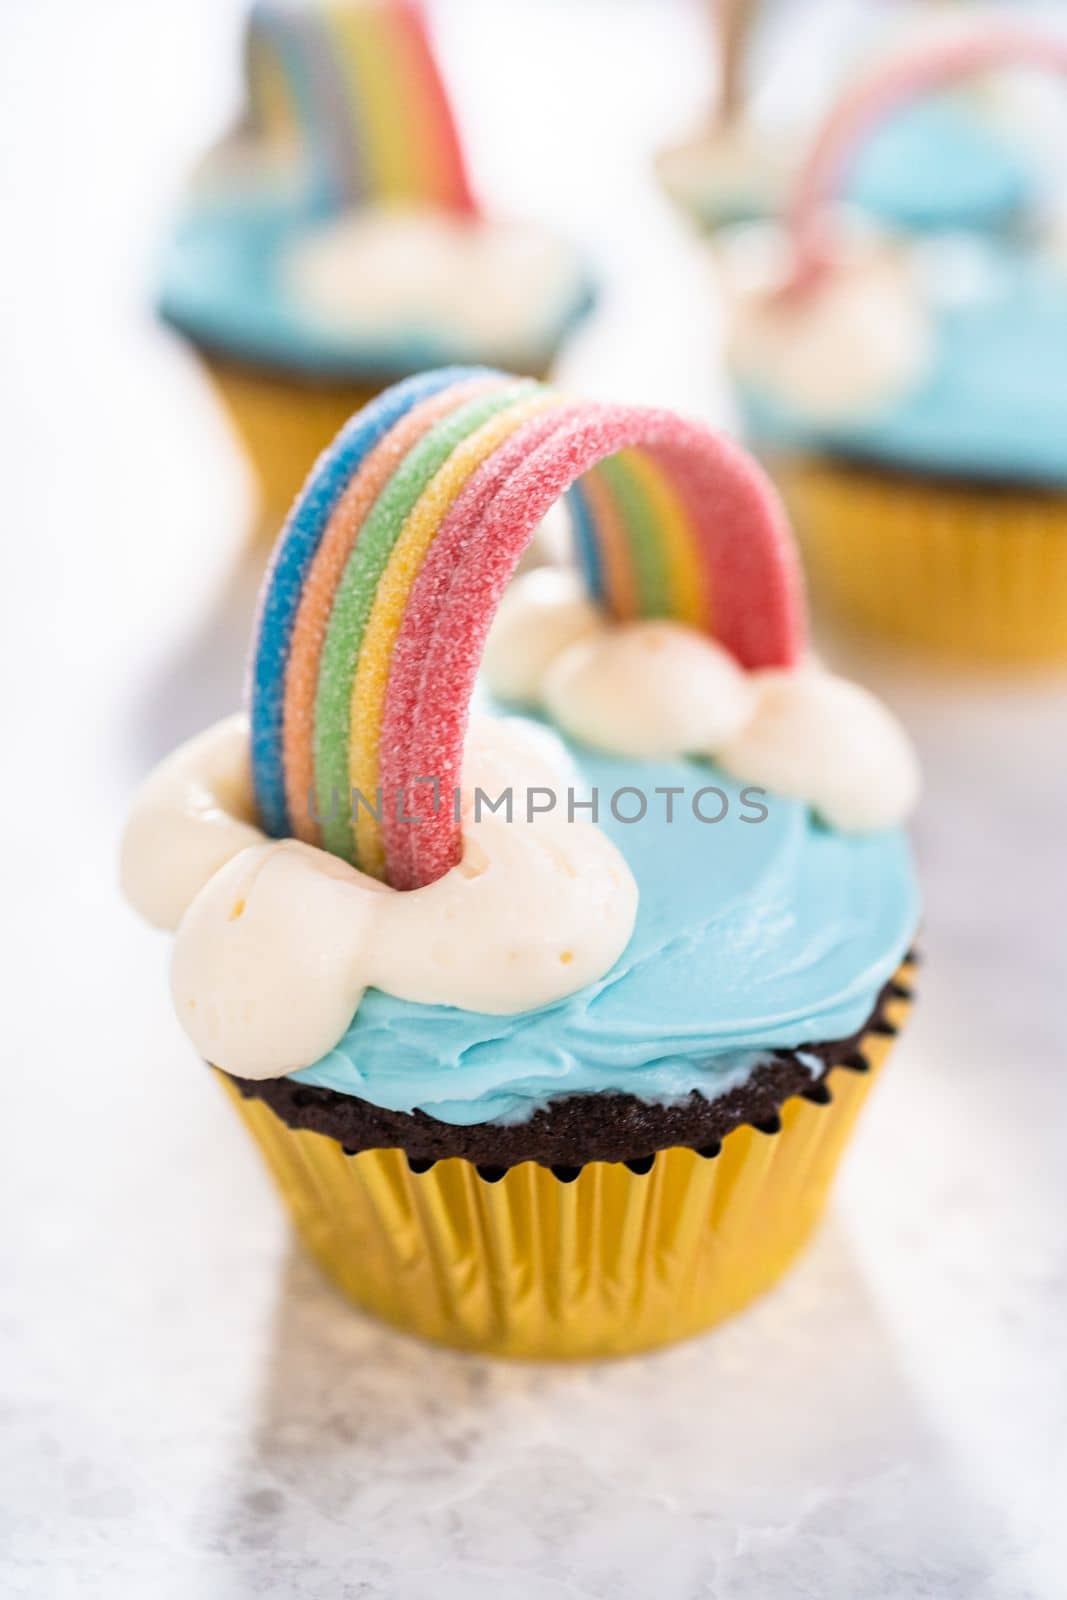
left=248, top=368, right=805, bottom=889
left=787, top=25, right=1067, bottom=290
left=244, top=0, right=477, bottom=215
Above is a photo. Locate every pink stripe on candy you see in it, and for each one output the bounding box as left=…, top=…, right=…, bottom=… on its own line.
left=383, top=404, right=804, bottom=890
left=380, top=403, right=583, bottom=887
left=394, top=0, right=480, bottom=217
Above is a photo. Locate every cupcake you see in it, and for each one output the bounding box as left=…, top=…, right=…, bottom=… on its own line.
left=658, top=0, right=1036, bottom=238
left=724, top=26, right=1067, bottom=663
left=158, top=0, right=594, bottom=533
left=121, top=367, right=920, bottom=1359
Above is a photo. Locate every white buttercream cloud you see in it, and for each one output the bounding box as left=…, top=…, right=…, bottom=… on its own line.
left=286, top=207, right=586, bottom=366
left=724, top=232, right=932, bottom=421
left=122, top=714, right=638, bottom=1078
left=483, top=573, right=920, bottom=832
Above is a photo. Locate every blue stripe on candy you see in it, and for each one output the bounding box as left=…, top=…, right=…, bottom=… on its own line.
left=247, top=4, right=358, bottom=215
left=291, top=9, right=367, bottom=213
left=248, top=6, right=317, bottom=151
left=566, top=480, right=606, bottom=607
left=248, top=366, right=493, bottom=838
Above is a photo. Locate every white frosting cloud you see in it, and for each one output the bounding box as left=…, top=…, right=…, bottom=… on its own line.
left=285, top=207, right=586, bottom=367
left=123, top=715, right=637, bottom=1079
left=483, top=573, right=920, bottom=832
left=481, top=568, right=604, bottom=704
left=716, top=668, right=921, bottom=833
left=119, top=715, right=264, bottom=932
left=543, top=622, right=755, bottom=759
left=725, top=236, right=931, bottom=421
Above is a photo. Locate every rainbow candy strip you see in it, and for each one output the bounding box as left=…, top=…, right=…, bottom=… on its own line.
left=787, top=26, right=1067, bottom=291
left=248, top=368, right=805, bottom=889
left=244, top=0, right=477, bottom=215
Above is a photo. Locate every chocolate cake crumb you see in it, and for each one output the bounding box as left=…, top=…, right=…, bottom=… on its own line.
left=226, top=967, right=914, bottom=1169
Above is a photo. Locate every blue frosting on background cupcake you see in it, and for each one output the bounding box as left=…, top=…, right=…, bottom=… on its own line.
left=739, top=239, right=1067, bottom=487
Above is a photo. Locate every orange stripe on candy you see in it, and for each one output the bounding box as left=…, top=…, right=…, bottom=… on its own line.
left=282, top=376, right=500, bottom=842
left=350, top=388, right=562, bottom=875
left=391, top=0, right=478, bottom=215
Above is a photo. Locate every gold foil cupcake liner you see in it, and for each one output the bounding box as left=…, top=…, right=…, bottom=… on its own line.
left=219, top=963, right=914, bottom=1359
left=774, top=456, right=1067, bottom=663
left=200, top=352, right=557, bottom=545
left=200, top=355, right=385, bottom=541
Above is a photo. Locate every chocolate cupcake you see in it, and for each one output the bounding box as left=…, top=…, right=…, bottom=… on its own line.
left=122, top=367, right=920, bottom=1357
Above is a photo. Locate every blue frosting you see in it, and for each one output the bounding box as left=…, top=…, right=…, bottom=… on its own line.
left=741, top=239, right=1067, bottom=485
left=293, top=728, right=919, bottom=1126
left=847, top=98, right=1033, bottom=235
left=157, top=195, right=595, bottom=379
left=693, top=97, right=1032, bottom=233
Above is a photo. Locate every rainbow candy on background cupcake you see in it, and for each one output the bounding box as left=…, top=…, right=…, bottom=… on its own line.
left=122, top=368, right=920, bottom=1359
left=724, top=25, right=1067, bottom=662
left=158, top=0, right=594, bottom=532
left=658, top=0, right=1042, bottom=238
left=238, top=0, right=476, bottom=216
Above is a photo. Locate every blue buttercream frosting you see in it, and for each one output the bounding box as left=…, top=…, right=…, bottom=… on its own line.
left=292, top=727, right=919, bottom=1126
left=158, top=194, right=595, bottom=379
left=847, top=98, right=1033, bottom=235
left=741, top=238, right=1067, bottom=486
left=690, top=97, right=1032, bottom=234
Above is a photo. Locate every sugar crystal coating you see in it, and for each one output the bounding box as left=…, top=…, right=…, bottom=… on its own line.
left=248, top=368, right=805, bottom=887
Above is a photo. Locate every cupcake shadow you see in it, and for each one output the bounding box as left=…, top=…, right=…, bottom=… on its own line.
left=202, top=1224, right=1023, bottom=1597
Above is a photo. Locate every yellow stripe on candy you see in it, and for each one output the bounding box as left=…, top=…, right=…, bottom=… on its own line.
left=249, top=37, right=301, bottom=150
left=327, top=2, right=419, bottom=207
left=350, top=388, right=563, bottom=875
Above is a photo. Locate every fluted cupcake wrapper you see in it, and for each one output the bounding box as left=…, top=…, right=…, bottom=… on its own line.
left=198, top=354, right=386, bottom=541
left=219, top=965, right=914, bottom=1359
left=199, top=353, right=560, bottom=544
left=774, top=456, right=1067, bottom=663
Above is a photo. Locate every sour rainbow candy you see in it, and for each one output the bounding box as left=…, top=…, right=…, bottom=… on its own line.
left=248, top=368, right=805, bottom=887
left=786, top=26, right=1067, bottom=292
left=243, top=0, right=477, bottom=215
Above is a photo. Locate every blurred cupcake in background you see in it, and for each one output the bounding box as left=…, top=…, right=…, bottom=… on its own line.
left=658, top=0, right=1039, bottom=239
left=722, top=25, right=1067, bottom=663
left=158, top=0, right=595, bottom=533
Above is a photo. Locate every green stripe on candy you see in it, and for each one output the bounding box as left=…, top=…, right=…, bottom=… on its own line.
left=593, top=452, right=674, bottom=619
left=312, top=380, right=534, bottom=864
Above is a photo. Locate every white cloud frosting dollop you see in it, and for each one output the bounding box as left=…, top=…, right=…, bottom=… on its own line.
left=724, top=234, right=931, bottom=422
left=483, top=572, right=920, bottom=832
left=716, top=669, right=920, bottom=832
left=122, top=714, right=637, bottom=1079
left=543, top=620, right=756, bottom=759
left=285, top=207, right=586, bottom=367
left=120, top=715, right=265, bottom=932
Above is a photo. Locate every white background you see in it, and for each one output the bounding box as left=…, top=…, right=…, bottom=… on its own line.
left=1, top=2, right=1066, bottom=1595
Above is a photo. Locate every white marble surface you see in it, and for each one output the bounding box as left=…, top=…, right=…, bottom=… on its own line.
left=2, top=2, right=1066, bottom=1595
